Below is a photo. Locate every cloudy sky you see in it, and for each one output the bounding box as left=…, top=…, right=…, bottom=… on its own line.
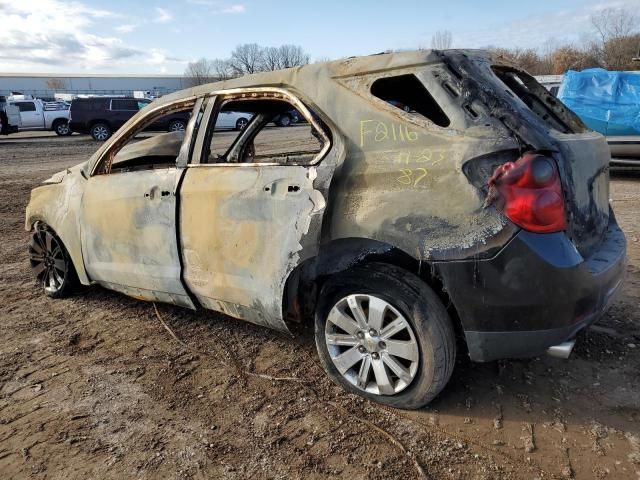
left=0, top=0, right=638, bottom=74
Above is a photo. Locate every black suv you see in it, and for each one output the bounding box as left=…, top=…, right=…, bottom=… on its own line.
left=69, top=97, right=190, bottom=141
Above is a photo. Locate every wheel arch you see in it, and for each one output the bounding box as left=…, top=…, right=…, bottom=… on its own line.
left=25, top=185, right=90, bottom=285
left=282, top=237, right=465, bottom=343
left=51, top=117, right=68, bottom=127
left=88, top=119, right=111, bottom=129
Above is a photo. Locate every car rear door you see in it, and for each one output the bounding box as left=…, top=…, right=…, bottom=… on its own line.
left=109, top=99, right=139, bottom=131
left=178, top=91, right=343, bottom=331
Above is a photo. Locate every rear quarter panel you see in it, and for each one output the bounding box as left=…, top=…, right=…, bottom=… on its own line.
left=315, top=65, right=519, bottom=261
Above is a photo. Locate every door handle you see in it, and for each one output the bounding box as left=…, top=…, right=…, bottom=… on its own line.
left=144, top=189, right=171, bottom=199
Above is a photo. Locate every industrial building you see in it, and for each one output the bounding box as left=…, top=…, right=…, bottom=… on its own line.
left=0, top=72, right=189, bottom=99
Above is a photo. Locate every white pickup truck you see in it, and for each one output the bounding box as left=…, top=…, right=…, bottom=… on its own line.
left=7, top=98, right=71, bottom=136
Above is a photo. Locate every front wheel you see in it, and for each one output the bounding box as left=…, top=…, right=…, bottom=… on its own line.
left=235, top=117, right=248, bottom=130
left=276, top=114, right=291, bottom=127
left=28, top=223, right=79, bottom=298
left=315, top=263, right=456, bottom=409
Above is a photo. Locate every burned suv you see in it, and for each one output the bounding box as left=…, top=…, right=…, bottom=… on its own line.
left=26, top=50, right=626, bottom=409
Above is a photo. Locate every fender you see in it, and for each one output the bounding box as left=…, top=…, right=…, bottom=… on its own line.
left=25, top=171, right=90, bottom=285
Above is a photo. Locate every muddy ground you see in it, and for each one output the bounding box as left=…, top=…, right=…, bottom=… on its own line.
left=1, top=132, right=639, bottom=480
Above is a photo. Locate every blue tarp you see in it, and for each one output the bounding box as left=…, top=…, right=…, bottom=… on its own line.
left=558, top=69, right=640, bottom=136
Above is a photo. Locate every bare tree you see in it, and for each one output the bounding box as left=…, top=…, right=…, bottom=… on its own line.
left=431, top=30, right=452, bottom=49
left=184, top=58, right=215, bottom=86
left=211, top=59, right=235, bottom=80
left=592, top=8, right=637, bottom=45
left=591, top=8, right=639, bottom=68
left=230, top=43, right=264, bottom=75
left=261, top=45, right=310, bottom=70
left=278, top=44, right=310, bottom=68
left=551, top=45, right=600, bottom=74
left=262, top=46, right=282, bottom=71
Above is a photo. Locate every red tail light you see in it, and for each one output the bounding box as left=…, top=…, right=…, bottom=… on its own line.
left=486, top=152, right=566, bottom=233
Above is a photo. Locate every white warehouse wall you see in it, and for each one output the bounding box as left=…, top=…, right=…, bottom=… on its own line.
left=0, top=73, right=190, bottom=98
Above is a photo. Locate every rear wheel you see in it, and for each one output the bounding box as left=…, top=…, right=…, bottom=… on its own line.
left=90, top=122, right=111, bottom=141
left=28, top=223, right=79, bottom=298
left=315, top=263, right=456, bottom=409
left=168, top=119, right=187, bottom=132
left=53, top=119, right=71, bottom=136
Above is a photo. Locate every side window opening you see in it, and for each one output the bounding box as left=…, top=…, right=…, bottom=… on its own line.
left=490, top=66, right=583, bottom=134
left=111, top=99, right=140, bottom=111
left=94, top=102, right=195, bottom=175
left=371, top=74, right=450, bottom=127
left=16, top=102, right=36, bottom=112
left=203, top=97, right=326, bottom=165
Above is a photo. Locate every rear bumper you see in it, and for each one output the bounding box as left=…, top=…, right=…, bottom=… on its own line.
left=607, top=136, right=640, bottom=159
left=437, top=215, right=627, bottom=362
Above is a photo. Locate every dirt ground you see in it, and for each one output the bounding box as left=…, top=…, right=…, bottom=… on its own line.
left=1, top=132, right=639, bottom=480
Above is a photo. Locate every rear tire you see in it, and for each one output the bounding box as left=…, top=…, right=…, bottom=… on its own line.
left=90, top=122, right=111, bottom=141
left=28, top=222, right=79, bottom=298
left=53, top=119, right=71, bottom=136
left=315, top=263, right=456, bottom=409
left=168, top=119, right=187, bottom=132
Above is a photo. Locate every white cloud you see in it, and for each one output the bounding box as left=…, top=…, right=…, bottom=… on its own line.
left=222, top=4, right=245, bottom=14
left=185, top=0, right=246, bottom=14
left=115, top=23, right=137, bottom=33
left=154, top=7, right=173, bottom=23
left=451, top=0, right=640, bottom=50
left=0, top=0, right=186, bottom=72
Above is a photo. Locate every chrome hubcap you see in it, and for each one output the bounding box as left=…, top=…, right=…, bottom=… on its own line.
left=93, top=126, right=108, bottom=140
left=170, top=122, right=185, bottom=131
left=29, top=227, right=66, bottom=293
left=325, top=294, right=419, bottom=396
left=57, top=124, right=69, bottom=134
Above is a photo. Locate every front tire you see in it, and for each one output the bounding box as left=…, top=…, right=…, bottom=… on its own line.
left=315, top=263, right=456, bottom=409
left=28, top=223, right=79, bottom=298
left=235, top=117, right=248, bottom=131
left=276, top=114, right=291, bottom=127
left=90, top=122, right=111, bottom=141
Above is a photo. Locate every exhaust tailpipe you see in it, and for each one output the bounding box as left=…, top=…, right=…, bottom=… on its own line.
left=547, top=339, right=576, bottom=359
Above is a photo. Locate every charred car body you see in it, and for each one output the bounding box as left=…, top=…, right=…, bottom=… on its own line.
left=25, top=50, right=626, bottom=409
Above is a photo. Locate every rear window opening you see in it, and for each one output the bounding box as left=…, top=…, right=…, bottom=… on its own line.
left=491, top=66, right=584, bottom=134
left=371, top=74, right=450, bottom=128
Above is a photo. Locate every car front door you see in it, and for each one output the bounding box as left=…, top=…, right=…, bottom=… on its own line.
left=15, top=101, right=40, bottom=128
left=80, top=97, right=202, bottom=308
left=178, top=91, right=342, bottom=331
